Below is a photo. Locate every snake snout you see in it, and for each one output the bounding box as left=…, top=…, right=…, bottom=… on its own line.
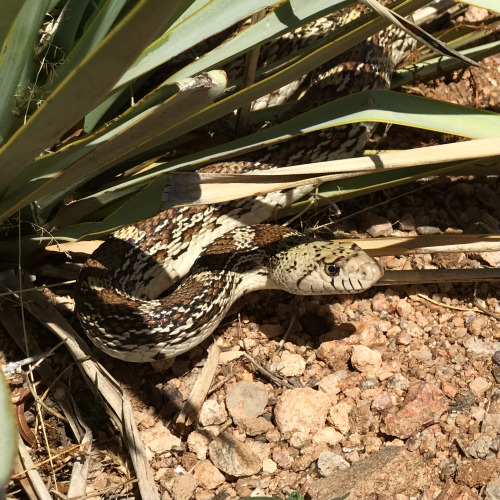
left=359, top=259, right=384, bottom=284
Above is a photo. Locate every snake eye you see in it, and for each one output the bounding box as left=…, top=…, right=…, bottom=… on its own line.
left=326, top=264, right=340, bottom=276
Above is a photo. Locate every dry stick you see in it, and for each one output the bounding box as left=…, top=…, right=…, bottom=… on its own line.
left=176, top=343, right=221, bottom=426
left=0, top=273, right=160, bottom=500
left=241, top=352, right=295, bottom=390
left=376, top=268, right=500, bottom=286
left=67, top=430, right=93, bottom=499
left=17, top=437, right=53, bottom=500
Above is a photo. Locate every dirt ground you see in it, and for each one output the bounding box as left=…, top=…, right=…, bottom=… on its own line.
left=1, top=8, right=500, bottom=500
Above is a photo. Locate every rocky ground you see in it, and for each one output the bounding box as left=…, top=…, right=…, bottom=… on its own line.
left=1, top=7, right=499, bottom=500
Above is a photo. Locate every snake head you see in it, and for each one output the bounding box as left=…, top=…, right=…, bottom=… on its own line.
left=270, top=240, right=383, bottom=295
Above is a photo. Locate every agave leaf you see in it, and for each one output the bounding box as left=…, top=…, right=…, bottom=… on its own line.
left=43, top=88, right=499, bottom=228
left=0, top=0, right=196, bottom=197
left=114, top=0, right=288, bottom=90
left=461, top=0, right=500, bottom=12
left=116, top=90, right=500, bottom=183
left=362, top=0, right=479, bottom=66
left=167, top=0, right=354, bottom=83
left=0, top=0, right=50, bottom=144
left=44, top=0, right=130, bottom=93
left=394, top=39, right=500, bottom=87
left=0, top=71, right=227, bottom=224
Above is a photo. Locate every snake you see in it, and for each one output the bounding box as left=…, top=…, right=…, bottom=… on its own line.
left=75, top=3, right=416, bottom=362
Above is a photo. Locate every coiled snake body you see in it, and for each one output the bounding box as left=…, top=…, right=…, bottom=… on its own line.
left=75, top=6, right=414, bottom=362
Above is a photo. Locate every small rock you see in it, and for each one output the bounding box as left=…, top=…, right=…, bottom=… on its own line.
left=416, top=226, right=442, bottom=235
left=441, top=382, right=458, bottom=400
left=371, top=293, right=391, bottom=312
left=312, top=427, right=343, bottom=446
left=259, top=323, right=284, bottom=338
left=469, top=315, right=489, bottom=335
left=187, top=431, right=210, bottom=460
left=198, top=399, right=227, bottom=427
left=308, top=446, right=429, bottom=500
left=329, top=401, right=352, bottom=435
left=480, top=252, right=500, bottom=267
left=226, top=380, right=268, bottom=423
left=383, top=382, right=448, bottom=439
left=396, top=330, right=411, bottom=345
left=289, top=431, right=311, bottom=449
left=262, top=458, right=278, bottom=474
left=170, top=474, right=197, bottom=500
left=238, top=416, right=274, bottom=436
left=396, top=299, right=414, bottom=319
left=274, top=388, right=331, bottom=434
left=317, top=451, right=350, bottom=477
left=466, top=340, right=500, bottom=360
left=208, top=432, right=262, bottom=477
left=142, top=423, right=182, bottom=455
left=385, top=374, right=410, bottom=393
left=350, top=345, right=382, bottom=373
left=277, top=351, right=306, bottom=377
left=469, top=377, right=491, bottom=397
left=272, top=446, right=294, bottom=469
left=486, top=476, right=500, bottom=500
left=364, top=213, right=393, bottom=237
left=483, top=413, right=500, bottom=435
left=468, top=436, right=494, bottom=459
left=318, top=374, right=342, bottom=398
left=456, top=459, right=500, bottom=487
left=398, top=214, right=416, bottom=231
left=371, top=392, right=393, bottom=412
left=193, top=460, right=225, bottom=490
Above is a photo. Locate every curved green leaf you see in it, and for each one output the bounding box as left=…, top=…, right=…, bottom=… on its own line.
left=0, top=0, right=194, bottom=196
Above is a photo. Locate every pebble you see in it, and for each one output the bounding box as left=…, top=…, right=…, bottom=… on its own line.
left=416, top=226, right=442, bottom=235
left=371, top=292, right=391, bottom=312
left=465, top=340, right=500, bottom=360
left=262, top=458, right=278, bottom=474
left=328, top=401, right=352, bottom=434
left=468, top=315, right=489, bottom=335
left=259, top=323, right=284, bottom=338
left=187, top=431, right=210, bottom=460
left=309, top=446, right=429, bottom=500
left=350, top=345, right=382, bottom=373
left=371, top=392, right=393, bottom=412
left=317, top=451, right=350, bottom=477
left=396, top=330, right=412, bottom=345
left=170, top=474, right=197, bottom=500
left=226, top=380, right=269, bottom=423
left=486, top=477, right=500, bottom=500
left=396, top=299, right=414, bottom=319
left=238, top=416, right=274, bottom=436
left=208, top=432, right=262, bottom=477
left=318, top=373, right=342, bottom=399
left=312, top=427, right=343, bottom=446
left=274, top=388, right=331, bottom=434
left=198, top=399, right=227, bottom=426
left=383, top=382, right=448, bottom=439
left=468, top=436, right=494, bottom=459
left=469, top=376, right=491, bottom=397
left=398, top=214, right=416, bottom=231
left=277, top=351, right=306, bottom=377
left=364, top=213, right=393, bottom=237
left=193, top=460, right=225, bottom=490
left=142, top=423, right=182, bottom=456
left=456, top=459, right=500, bottom=487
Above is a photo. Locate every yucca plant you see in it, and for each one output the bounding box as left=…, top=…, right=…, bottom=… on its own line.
left=0, top=0, right=499, bottom=497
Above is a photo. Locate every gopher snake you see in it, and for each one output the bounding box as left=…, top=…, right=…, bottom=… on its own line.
left=75, top=5, right=415, bottom=362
